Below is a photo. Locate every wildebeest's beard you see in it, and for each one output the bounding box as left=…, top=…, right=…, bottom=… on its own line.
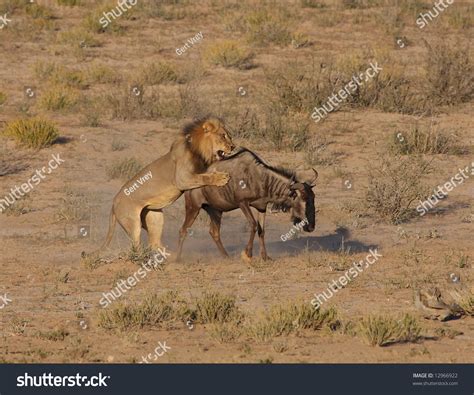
left=292, top=184, right=315, bottom=232
left=303, top=184, right=316, bottom=232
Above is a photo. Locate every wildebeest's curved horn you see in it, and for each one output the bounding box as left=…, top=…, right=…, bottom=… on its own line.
left=290, top=182, right=305, bottom=191
left=296, top=168, right=318, bottom=186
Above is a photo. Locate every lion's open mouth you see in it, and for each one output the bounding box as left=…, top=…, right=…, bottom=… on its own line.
left=216, top=150, right=226, bottom=160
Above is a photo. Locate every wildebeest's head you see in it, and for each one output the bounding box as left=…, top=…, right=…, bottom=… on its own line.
left=287, top=168, right=318, bottom=232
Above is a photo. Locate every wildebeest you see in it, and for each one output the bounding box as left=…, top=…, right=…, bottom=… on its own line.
left=176, top=147, right=318, bottom=261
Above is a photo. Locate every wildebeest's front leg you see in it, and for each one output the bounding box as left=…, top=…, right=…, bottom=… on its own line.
left=257, top=210, right=271, bottom=261
left=239, top=202, right=257, bottom=263
left=176, top=194, right=201, bottom=261
left=204, top=206, right=229, bottom=258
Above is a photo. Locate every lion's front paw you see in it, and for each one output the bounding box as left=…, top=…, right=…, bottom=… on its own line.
left=211, top=171, right=230, bottom=187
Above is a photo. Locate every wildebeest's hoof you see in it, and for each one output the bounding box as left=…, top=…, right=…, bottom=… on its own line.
left=241, top=250, right=252, bottom=263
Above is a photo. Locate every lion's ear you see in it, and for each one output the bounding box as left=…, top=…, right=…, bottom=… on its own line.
left=202, top=121, right=216, bottom=133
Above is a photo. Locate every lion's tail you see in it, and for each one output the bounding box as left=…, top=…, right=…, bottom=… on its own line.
left=83, top=208, right=116, bottom=258
left=100, top=207, right=117, bottom=251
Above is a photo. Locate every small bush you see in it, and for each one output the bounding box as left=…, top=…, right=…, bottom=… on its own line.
left=54, top=189, right=90, bottom=223
left=80, top=252, right=105, bottom=270
left=265, top=60, right=340, bottom=114
left=425, top=41, right=474, bottom=106
left=38, top=328, right=69, bottom=341
left=57, top=0, right=80, bottom=6
left=204, top=40, right=254, bottom=70
left=365, top=155, right=432, bottom=224
left=0, top=91, right=6, bottom=106
left=111, top=138, right=128, bottom=151
left=390, top=126, right=465, bottom=155
left=249, top=303, right=338, bottom=342
left=227, top=7, right=293, bottom=46
left=83, top=5, right=124, bottom=34
left=360, top=313, right=422, bottom=346
left=39, top=85, right=77, bottom=111
left=137, top=2, right=187, bottom=20
left=26, top=3, right=54, bottom=19
left=58, top=29, right=101, bottom=49
left=140, top=62, right=182, bottom=85
left=34, top=61, right=60, bottom=81
left=98, top=292, right=190, bottom=330
left=106, top=84, right=161, bottom=120
left=209, top=322, right=242, bottom=343
left=360, top=315, right=399, bottom=346
left=300, top=0, right=325, bottom=8
left=106, top=157, right=142, bottom=181
left=263, top=107, right=309, bottom=151
left=458, top=295, right=474, bottom=316
left=87, top=64, right=121, bottom=84
left=3, top=118, right=59, bottom=149
left=195, top=292, right=240, bottom=324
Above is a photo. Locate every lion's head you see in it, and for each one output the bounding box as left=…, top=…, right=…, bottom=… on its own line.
left=183, top=117, right=235, bottom=165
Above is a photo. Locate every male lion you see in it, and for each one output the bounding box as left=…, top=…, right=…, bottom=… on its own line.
left=99, top=117, right=235, bottom=251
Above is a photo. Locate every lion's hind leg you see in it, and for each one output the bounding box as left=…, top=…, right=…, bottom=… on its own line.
left=142, top=209, right=165, bottom=250
left=115, top=204, right=143, bottom=249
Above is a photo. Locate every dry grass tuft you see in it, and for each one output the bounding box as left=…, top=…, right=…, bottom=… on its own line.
left=204, top=40, right=255, bottom=70
left=359, top=313, right=422, bottom=346
left=98, top=292, right=191, bottom=330
left=3, top=118, right=59, bottom=149
left=364, top=155, right=432, bottom=224
left=248, top=303, right=338, bottom=342
left=39, top=85, right=78, bottom=111
left=390, top=126, right=465, bottom=155
left=424, top=41, right=474, bottom=106
left=195, top=292, right=241, bottom=324
left=106, top=157, right=142, bottom=181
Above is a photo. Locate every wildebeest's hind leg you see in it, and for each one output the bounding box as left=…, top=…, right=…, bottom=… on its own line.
left=257, top=210, right=271, bottom=261
left=239, top=202, right=257, bottom=263
left=203, top=206, right=229, bottom=258
left=176, top=196, right=201, bottom=261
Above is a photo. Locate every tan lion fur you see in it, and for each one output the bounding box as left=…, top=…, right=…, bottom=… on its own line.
left=98, top=117, right=235, bottom=251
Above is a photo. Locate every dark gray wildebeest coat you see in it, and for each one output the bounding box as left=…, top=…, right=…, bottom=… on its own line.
left=176, top=147, right=318, bottom=261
